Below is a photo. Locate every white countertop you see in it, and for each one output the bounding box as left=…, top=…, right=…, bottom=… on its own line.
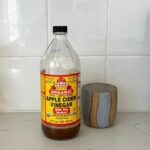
left=0, top=112, right=150, bottom=150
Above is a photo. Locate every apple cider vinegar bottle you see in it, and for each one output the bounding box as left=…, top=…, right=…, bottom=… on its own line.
left=40, top=26, right=80, bottom=139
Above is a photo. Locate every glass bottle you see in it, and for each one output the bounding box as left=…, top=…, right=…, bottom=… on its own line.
left=40, top=26, right=80, bottom=139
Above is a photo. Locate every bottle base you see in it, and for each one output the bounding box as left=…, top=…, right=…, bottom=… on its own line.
left=42, top=123, right=80, bottom=140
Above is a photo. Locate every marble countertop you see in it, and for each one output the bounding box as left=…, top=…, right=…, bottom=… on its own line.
left=0, top=112, right=150, bottom=150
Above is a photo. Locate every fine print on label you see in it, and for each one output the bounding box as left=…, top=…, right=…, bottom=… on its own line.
left=41, top=72, right=80, bottom=127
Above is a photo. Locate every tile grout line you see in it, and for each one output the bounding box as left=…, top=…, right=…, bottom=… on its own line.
left=105, top=55, right=150, bottom=57
left=104, top=0, right=110, bottom=83
left=0, top=56, right=42, bottom=59
left=0, top=55, right=150, bottom=59
left=0, top=0, right=49, bottom=60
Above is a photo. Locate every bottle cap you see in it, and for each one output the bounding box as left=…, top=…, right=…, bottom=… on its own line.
left=53, top=26, right=67, bottom=33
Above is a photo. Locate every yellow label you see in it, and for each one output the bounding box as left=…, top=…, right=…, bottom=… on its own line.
left=41, top=72, right=80, bottom=127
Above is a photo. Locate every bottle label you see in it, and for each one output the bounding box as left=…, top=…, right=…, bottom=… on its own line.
left=41, top=72, right=80, bottom=127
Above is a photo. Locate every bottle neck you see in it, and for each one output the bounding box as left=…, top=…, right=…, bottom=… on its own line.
left=53, top=32, right=67, bottom=40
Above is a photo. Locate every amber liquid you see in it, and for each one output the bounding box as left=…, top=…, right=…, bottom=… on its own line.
left=42, top=123, right=80, bottom=140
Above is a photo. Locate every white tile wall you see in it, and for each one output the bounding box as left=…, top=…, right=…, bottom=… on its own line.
left=0, top=0, right=47, bottom=56
left=80, top=56, right=105, bottom=85
left=0, top=0, right=150, bottom=112
left=107, top=0, right=150, bottom=56
left=0, top=58, right=41, bottom=111
left=48, top=0, right=107, bottom=56
left=0, top=57, right=105, bottom=111
left=106, top=56, right=150, bottom=112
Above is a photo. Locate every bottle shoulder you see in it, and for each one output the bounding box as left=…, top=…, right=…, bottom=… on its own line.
left=41, top=39, right=80, bottom=74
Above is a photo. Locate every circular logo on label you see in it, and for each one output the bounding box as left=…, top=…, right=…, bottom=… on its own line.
left=46, top=112, right=51, bottom=117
